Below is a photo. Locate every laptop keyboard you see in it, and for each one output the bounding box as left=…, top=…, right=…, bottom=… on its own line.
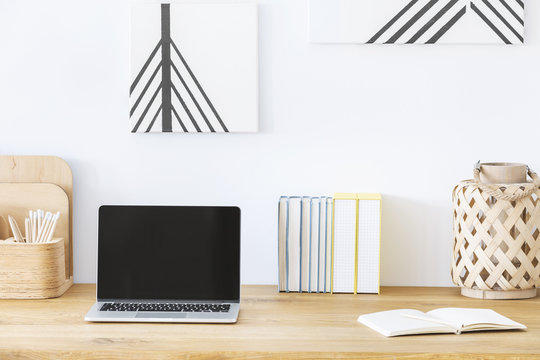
left=100, top=302, right=231, bottom=313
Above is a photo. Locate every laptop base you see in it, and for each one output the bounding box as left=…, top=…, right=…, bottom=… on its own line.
left=85, top=302, right=239, bottom=323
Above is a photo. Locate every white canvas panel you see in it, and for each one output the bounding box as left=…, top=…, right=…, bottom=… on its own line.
left=130, top=3, right=258, bottom=133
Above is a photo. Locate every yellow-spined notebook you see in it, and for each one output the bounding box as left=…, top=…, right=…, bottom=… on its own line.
left=331, top=193, right=381, bottom=294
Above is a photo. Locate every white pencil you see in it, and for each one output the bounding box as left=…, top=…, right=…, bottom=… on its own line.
left=8, top=216, right=24, bottom=243
left=29, top=212, right=33, bottom=243
left=41, top=214, right=53, bottom=243
left=38, top=212, right=49, bottom=243
left=37, top=210, right=43, bottom=231
left=8, top=216, right=20, bottom=242
left=45, top=212, right=56, bottom=243
left=25, top=218, right=29, bottom=243
left=39, top=213, right=52, bottom=243
left=37, top=213, right=46, bottom=243
left=27, top=213, right=32, bottom=243
left=45, top=213, right=60, bottom=243
left=32, top=212, right=37, bottom=243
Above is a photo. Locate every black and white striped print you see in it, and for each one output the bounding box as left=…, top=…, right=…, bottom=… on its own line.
left=368, top=0, right=524, bottom=44
left=130, top=4, right=228, bottom=133
left=470, top=0, right=524, bottom=44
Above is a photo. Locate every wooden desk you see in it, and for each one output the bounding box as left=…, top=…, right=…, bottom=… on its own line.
left=0, top=285, right=539, bottom=359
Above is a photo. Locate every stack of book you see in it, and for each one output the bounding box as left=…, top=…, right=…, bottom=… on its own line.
left=278, top=193, right=381, bottom=294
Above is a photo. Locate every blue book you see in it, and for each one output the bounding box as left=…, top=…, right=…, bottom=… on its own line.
left=278, top=195, right=332, bottom=293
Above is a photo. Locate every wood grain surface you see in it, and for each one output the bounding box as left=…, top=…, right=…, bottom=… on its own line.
left=0, top=285, right=538, bottom=359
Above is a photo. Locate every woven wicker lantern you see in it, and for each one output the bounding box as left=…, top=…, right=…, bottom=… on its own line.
left=452, top=162, right=540, bottom=299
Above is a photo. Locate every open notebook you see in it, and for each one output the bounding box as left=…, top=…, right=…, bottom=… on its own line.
left=358, top=308, right=526, bottom=337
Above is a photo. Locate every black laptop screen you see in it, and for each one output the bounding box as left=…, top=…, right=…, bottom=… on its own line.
left=97, top=206, right=240, bottom=301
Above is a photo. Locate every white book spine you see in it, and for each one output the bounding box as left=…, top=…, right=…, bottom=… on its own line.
left=357, top=199, right=381, bottom=294
left=287, top=197, right=302, bottom=292
left=332, top=199, right=356, bottom=293
left=310, top=198, right=320, bottom=292
left=325, top=198, right=333, bottom=293
left=278, top=197, right=288, bottom=292
left=300, top=197, right=311, bottom=292
left=318, top=197, right=327, bottom=293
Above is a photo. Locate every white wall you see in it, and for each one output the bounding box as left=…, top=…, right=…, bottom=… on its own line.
left=1, top=0, right=539, bottom=286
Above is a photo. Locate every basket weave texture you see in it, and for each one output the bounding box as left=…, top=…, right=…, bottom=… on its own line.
left=452, top=173, right=540, bottom=292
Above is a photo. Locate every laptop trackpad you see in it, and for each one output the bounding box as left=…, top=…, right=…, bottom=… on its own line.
left=135, top=313, right=187, bottom=319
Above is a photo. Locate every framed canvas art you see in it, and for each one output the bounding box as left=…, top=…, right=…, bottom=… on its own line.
left=310, top=0, right=525, bottom=44
left=130, top=3, right=258, bottom=133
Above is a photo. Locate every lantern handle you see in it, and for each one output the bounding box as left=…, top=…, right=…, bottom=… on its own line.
left=473, top=163, right=540, bottom=201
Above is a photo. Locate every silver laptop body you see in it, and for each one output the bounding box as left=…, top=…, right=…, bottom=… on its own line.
left=84, top=300, right=240, bottom=323
left=85, top=205, right=241, bottom=323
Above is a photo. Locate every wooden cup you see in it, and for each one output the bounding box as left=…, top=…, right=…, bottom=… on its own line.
left=0, top=238, right=71, bottom=299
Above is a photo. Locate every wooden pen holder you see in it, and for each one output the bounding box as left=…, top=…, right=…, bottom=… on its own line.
left=0, top=155, right=74, bottom=299
left=0, top=238, right=72, bottom=299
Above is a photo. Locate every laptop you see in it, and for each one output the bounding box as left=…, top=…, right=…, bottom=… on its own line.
left=85, top=205, right=241, bottom=323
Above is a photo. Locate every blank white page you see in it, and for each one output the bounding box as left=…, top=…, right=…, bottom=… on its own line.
left=332, top=199, right=356, bottom=293
left=357, top=199, right=381, bottom=294
left=427, top=308, right=527, bottom=330
left=358, top=309, right=454, bottom=337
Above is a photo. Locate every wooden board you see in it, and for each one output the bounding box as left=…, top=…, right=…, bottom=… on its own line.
left=0, top=183, right=70, bottom=279
left=0, top=156, right=73, bottom=278
left=0, top=285, right=538, bottom=359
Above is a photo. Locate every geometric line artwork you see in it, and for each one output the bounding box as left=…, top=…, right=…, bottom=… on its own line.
left=367, top=0, right=468, bottom=44
left=131, top=4, right=226, bottom=133
left=470, top=0, right=524, bottom=44
left=310, top=0, right=525, bottom=44
left=130, top=3, right=258, bottom=133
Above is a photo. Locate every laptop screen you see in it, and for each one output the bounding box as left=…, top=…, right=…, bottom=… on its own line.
left=97, top=206, right=240, bottom=301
